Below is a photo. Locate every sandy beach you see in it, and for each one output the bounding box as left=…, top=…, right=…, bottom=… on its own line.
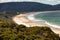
left=12, top=12, right=60, bottom=36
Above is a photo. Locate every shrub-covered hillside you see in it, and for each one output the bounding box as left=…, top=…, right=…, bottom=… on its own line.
left=0, top=18, right=60, bottom=40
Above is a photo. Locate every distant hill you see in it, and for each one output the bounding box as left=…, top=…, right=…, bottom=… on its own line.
left=0, top=2, right=52, bottom=12
left=52, top=4, right=60, bottom=10
left=0, top=2, right=60, bottom=12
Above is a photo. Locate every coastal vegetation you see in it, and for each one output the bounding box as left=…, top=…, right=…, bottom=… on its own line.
left=0, top=17, right=60, bottom=40
left=0, top=11, right=59, bottom=40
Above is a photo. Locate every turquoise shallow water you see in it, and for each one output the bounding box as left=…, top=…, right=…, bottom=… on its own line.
left=34, top=11, right=60, bottom=26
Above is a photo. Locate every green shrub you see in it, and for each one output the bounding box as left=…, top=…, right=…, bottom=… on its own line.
left=0, top=19, right=59, bottom=40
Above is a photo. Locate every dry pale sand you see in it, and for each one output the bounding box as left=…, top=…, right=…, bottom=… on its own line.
left=12, top=12, right=60, bottom=36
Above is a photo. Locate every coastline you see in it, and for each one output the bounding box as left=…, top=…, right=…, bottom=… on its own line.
left=27, top=12, right=60, bottom=28
left=12, top=11, right=60, bottom=36
left=13, top=12, right=48, bottom=27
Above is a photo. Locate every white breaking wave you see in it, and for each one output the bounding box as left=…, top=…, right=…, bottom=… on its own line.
left=27, top=12, right=60, bottom=28
left=27, top=12, right=44, bottom=21
left=45, top=21, right=60, bottom=28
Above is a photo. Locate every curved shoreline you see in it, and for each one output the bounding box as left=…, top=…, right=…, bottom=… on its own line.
left=12, top=12, right=48, bottom=27
left=27, top=11, right=60, bottom=28
left=12, top=11, right=60, bottom=36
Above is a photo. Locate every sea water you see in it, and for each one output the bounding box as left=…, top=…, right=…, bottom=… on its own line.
left=34, top=11, right=60, bottom=28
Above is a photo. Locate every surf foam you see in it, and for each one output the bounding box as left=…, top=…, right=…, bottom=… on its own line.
left=27, top=12, right=60, bottom=28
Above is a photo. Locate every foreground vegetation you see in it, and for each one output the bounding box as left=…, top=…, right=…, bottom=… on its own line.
left=0, top=18, right=59, bottom=40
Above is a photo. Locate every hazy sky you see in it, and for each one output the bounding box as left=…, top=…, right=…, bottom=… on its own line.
left=0, top=0, right=60, bottom=5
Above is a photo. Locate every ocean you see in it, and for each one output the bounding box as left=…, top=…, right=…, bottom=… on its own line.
left=28, top=11, right=60, bottom=28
